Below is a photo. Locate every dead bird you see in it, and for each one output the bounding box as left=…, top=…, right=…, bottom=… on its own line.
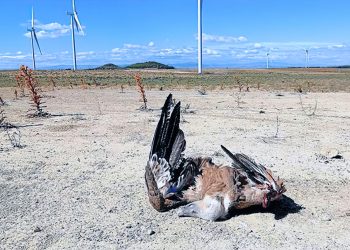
left=145, top=94, right=286, bottom=221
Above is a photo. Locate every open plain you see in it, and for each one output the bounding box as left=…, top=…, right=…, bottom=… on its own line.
left=1, top=69, right=350, bottom=249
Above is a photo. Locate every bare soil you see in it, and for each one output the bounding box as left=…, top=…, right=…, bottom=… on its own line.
left=1, top=87, right=350, bottom=249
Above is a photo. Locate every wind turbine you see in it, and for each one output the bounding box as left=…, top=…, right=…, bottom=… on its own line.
left=304, top=48, right=309, bottom=68
left=198, top=0, right=203, bottom=74
left=67, top=0, right=84, bottom=71
left=266, top=51, right=270, bottom=69
left=27, top=7, right=42, bottom=70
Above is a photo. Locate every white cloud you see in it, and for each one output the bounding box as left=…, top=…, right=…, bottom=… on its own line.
left=111, top=47, right=128, bottom=53
left=77, top=51, right=95, bottom=56
left=124, top=43, right=142, bottom=49
left=24, top=21, right=74, bottom=39
left=204, top=48, right=220, bottom=56
left=148, top=41, right=155, bottom=47
left=328, top=44, right=346, bottom=49
left=202, top=33, right=248, bottom=43
left=0, top=55, right=28, bottom=59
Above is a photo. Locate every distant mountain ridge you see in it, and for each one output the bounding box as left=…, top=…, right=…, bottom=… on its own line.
left=126, top=61, right=175, bottom=69
left=93, top=63, right=120, bottom=70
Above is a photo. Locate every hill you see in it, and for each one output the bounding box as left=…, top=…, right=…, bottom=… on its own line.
left=126, top=61, right=175, bottom=69
left=94, top=63, right=120, bottom=70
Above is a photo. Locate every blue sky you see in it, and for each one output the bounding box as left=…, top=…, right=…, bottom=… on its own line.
left=1, top=0, right=350, bottom=69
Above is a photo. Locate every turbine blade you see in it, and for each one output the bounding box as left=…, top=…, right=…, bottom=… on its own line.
left=33, top=31, right=42, bottom=55
left=72, top=0, right=76, bottom=12
left=74, top=12, right=84, bottom=35
left=32, top=7, right=34, bottom=28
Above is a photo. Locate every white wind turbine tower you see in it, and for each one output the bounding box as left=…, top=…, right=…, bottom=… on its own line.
left=266, top=51, right=270, bottom=69
left=28, top=7, right=42, bottom=70
left=304, top=48, right=310, bottom=68
left=67, top=0, right=84, bottom=71
left=198, top=0, right=203, bottom=74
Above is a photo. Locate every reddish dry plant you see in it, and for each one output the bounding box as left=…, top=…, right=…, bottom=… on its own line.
left=134, top=74, right=148, bottom=110
left=15, top=74, right=25, bottom=97
left=18, top=65, right=48, bottom=117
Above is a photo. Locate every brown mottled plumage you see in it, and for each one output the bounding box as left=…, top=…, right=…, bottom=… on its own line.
left=145, top=94, right=286, bottom=221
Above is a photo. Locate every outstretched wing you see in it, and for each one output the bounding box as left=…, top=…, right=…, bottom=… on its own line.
left=146, top=94, right=200, bottom=204
left=221, top=145, right=282, bottom=192
left=149, top=93, right=184, bottom=164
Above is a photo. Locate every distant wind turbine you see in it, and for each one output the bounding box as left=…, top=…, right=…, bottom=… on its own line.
left=198, top=0, right=203, bottom=74
left=266, top=51, right=270, bottom=69
left=67, top=0, right=84, bottom=71
left=304, top=48, right=309, bottom=68
left=27, top=7, right=42, bottom=70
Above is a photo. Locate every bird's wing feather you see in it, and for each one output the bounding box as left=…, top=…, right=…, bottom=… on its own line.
left=221, top=145, right=278, bottom=190
left=146, top=94, right=200, bottom=208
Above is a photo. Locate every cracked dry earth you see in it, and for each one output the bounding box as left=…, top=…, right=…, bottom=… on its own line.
left=1, top=87, right=350, bottom=249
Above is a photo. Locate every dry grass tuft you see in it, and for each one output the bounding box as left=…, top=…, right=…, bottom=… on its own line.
left=134, top=74, right=148, bottom=110
left=49, top=75, right=57, bottom=90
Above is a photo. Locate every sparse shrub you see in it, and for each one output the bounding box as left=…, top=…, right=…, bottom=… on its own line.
left=6, top=128, right=22, bottom=148
left=275, top=116, right=280, bottom=138
left=234, top=92, right=244, bottom=108
left=120, top=84, right=125, bottom=93
left=296, top=85, right=303, bottom=93
left=18, top=65, right=49, bottom=117
left=181, top=103, right=195, bottom=114
left=0, top=97, right=5, bottom=106
left=93, top=78, right=98, bottom=87
left=198, top=87, right=207, bottom=95
left=49, top=75, right=56, bottom=90
left=235, top=76, right=243, bottom=92
left=134, top=74, right=148, bottom=110
left=299, top=94, right=318, bottom=116
left=0, top=108, right=5, bottom=126
left=14, top=90, right=18, bottom=100
left=80, top=78, right=88, bottom=89
left=306, top=81, right=312, bottom=92
left=0, top=107, right=21, bottom=148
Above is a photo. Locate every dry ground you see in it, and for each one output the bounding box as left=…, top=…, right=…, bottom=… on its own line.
left=1, top=87, right=350, bottom=249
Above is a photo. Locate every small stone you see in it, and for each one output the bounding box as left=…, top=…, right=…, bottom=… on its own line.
left=148, top=230, right=155, bottom=235
left=34, top=227, right=42, bottom=233
left=126, top=225, right=132, bottom=229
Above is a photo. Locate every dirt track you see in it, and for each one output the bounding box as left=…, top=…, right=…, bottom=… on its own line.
left=1, top=88, right=350, bottom=249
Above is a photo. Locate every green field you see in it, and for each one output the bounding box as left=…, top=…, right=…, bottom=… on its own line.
left=1, top=68, right=350, bottom=92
